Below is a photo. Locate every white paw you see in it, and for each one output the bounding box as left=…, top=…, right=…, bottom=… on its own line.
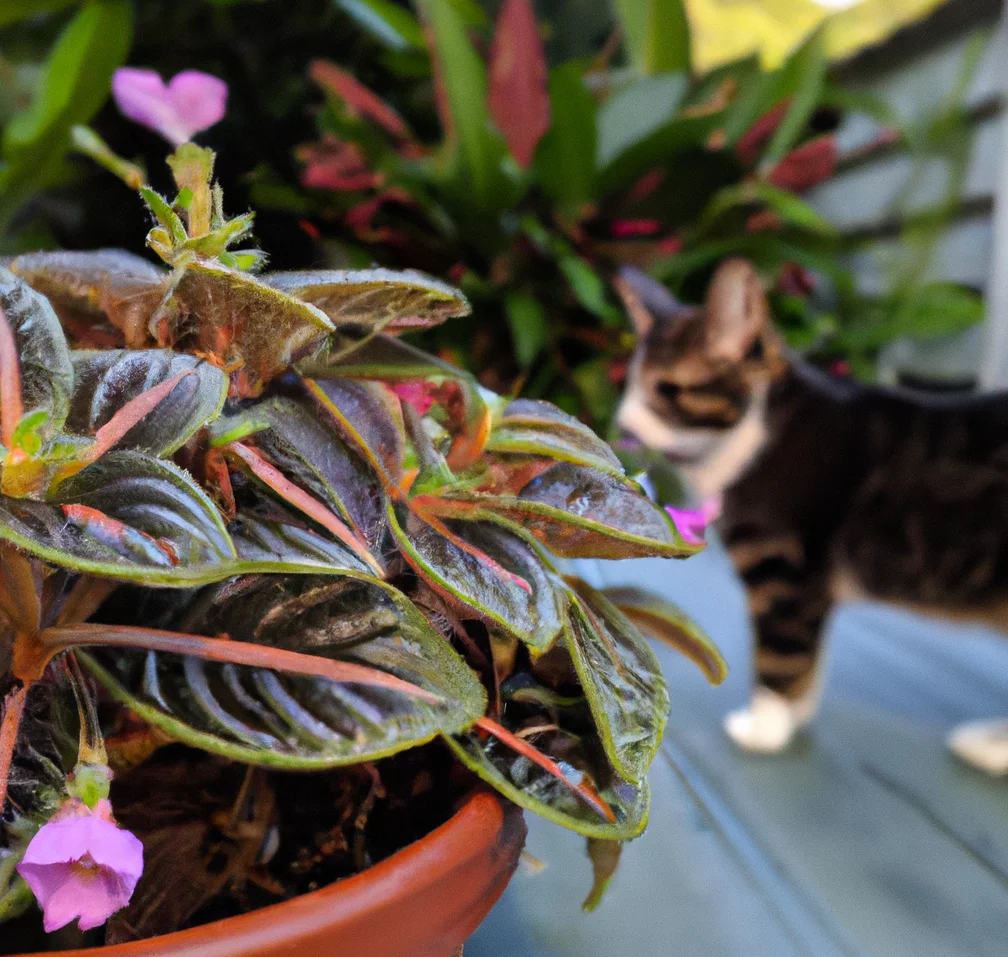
left=948, top=719, right=1008, bottom=776
left=724, top=688, right=801, bottom=754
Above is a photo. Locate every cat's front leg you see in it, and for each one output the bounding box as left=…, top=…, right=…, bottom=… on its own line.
left=721, top=533, right=829, bottom=753
left=948, top=719, right=1008, bottom=776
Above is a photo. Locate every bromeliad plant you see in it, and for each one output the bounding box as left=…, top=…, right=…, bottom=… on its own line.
left=0, top=142, right=725, bottom=936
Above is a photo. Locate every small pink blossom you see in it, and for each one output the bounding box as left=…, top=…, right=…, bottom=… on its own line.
left=17, top=798, right=143, bottom=933
left=112, top=68, right=227, bottom=146
left=666, top=497, right=721, bottom=544
left=610, top=219, right=661, bottom=239
left=392, top=380, right=438, bottom=415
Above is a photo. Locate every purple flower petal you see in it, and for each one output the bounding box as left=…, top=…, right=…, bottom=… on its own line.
left=17, top=807, right=144, bottom=933
left=665, top=497, right=721, bottom=544
left=111, top=67, right=227, bottom=145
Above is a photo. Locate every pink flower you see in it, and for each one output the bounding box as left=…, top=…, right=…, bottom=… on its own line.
left=666, top=497, right=721, bottom=545
left=17, top=799, right=143, bottom=933
left=392, top=380, right=438, bottom=415
left=112, top=68, right=227, bottom=146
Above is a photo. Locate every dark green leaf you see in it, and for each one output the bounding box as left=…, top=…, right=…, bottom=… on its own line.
left=334, top=0, right=425, bottom=49
left=0, top=267, right=73, bottom=444
left=446, top=728, right=649, bottom=838
left=389, top=505, right=563, bottom=651
left=265, top=268, right=469, bottom=332
left=564, top=580, right=669, bottom=783
left=429, top=463, right=699, bottom=558
left=504, top=290, right=549, bottom=369
left=0, top=0, right=78, bottom=30
left=81, top=575, right=486, bottom=768
left=68, top=352, right=228, bottom=457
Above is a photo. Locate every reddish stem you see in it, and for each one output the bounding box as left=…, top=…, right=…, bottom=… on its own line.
left=228, top=441, right=384, bottom=577
left=0, top=684, right=28, bottom=815
left=38, top=623, right=438, bottom=704
left=0, top=304, right=24, bottom=453
left=474, top=716, right=616, bottom=824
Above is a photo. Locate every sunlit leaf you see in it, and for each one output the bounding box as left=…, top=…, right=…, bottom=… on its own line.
left=81, top=575, right=486, bottom=768
left=68, top=351, right=228, bottom=457
left=265, top=267, right=469, bottom=332
left=601, top=586, right=727, bottom=685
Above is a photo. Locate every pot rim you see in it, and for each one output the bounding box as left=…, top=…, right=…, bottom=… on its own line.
left=19, top=789, right=524, bottom=957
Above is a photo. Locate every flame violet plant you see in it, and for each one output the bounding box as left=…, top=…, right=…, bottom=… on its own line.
left=0, top=142, right=725, bottom=938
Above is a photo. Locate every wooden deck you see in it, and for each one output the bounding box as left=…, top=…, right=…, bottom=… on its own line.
left=467, top=543, right=1008, bottom=957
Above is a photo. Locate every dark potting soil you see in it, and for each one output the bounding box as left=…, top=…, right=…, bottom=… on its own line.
left=1, top=742, right=471, bottom=953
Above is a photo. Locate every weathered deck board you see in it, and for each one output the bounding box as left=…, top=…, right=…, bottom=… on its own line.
left=467, top=544, right=1008, bottom=957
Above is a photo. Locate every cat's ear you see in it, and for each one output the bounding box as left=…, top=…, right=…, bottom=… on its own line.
left=704, top=259, right=770, bottom=363
left=614, top=266, right=683, bottom=339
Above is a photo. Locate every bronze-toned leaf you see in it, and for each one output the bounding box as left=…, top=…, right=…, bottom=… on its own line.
left=265, top=267, right=469, bottom=332
left=9, top=249, right=167, bottom=347
left=601, top=586, right=728, bottom=685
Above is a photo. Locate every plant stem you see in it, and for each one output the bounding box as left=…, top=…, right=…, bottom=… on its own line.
left=0, top=684, right=28, bottom=815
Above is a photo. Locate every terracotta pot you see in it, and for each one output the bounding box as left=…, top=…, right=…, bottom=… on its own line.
left=23, top=791, right=525, bottom=957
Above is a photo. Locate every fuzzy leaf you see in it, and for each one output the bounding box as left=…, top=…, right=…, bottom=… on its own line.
left=81, top=576, right=487, bottom=768
left=446, top=728, right=649, bottom=839
left=265, top=268, right=469, bottom=333
left=68, top=351, right=227, bottom=457
left=389, top=505, right=562, bottom=651
left=158, top=261, right=335, bottom=394
left=0, top=267, right=74, bottom=444
left=8, top=250, right=167, bottom=348
left=564, top=580, right=669, bottom=783
left=425, top=464, right=699, bottom=559
left=487, top=399, right=624, bottom=474
left=601, top=586, right=727, bottom=685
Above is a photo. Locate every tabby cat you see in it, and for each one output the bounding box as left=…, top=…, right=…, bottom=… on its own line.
left=616, top=259, right=1008, bottom=775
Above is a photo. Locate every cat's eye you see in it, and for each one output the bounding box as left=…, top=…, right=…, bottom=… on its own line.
left=746, top=338, right=764, bottom=361
left=656, top=381, right=681, bottom=402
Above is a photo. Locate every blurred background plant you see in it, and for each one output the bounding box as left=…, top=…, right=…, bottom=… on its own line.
left=0, top=0, right=989, bottom=431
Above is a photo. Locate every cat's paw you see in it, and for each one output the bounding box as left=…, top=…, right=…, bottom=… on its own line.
left=724, top=687, right=801, bottom=753
left=948, top=719, right=1008, bottom=776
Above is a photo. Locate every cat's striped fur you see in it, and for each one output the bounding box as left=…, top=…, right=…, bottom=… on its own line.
left=616, top=260, right=1008, bottom=774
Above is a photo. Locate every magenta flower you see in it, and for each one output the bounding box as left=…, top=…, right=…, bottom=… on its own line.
left=391, top=380, right=438, bottom=416
left=111, top=68, right=227, bottom=146
left=666, top=497, right=721, bottom=545
left=17, top=799, right=143, bottom=933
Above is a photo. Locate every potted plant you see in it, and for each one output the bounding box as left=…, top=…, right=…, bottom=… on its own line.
left=0, top=136, right=725, bottom=955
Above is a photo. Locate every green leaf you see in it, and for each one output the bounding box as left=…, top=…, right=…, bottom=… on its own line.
left=0, top=1, right=132, bottom=229
left=560, top=256, right=621, bottom=325
left=265, top=267, right=469, bottom=332
left=389, top=505, right=563, bottom=651
left=429, top=463, right=700, bottom=559
left=160, top=261, right=335, bottom=395
left=535, top=64, right=597, bottom=211
left=563, top=580, right=669, bottom=783
left=446, top=728, right=649, bottom=839
left=583, top=838, right=622, bottom=912
left=487, top=399, right=624, bottom=474
left=81, top=575, right=486, bottom=768
left=0, top=267, right=74, bottom=444
left=68, top=352, right=228, bottom=457
left=420, top=0, right=506, bottom=209
left=335, top=0, right=425, bottom=49
left=613, top=0, right=690, bottom=75
left=600, top=585, right=727, bottom=685
left=139, top=187, right=188, bottom=246
left=9, top=250, right=168, bottom=348
left=596, top=74, right=688, bottom=168
left=760, top=27, right=828, bottom=171
left=504, top=291, right=548, bottom=368
left=0, top=0, right=78, bottom=30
